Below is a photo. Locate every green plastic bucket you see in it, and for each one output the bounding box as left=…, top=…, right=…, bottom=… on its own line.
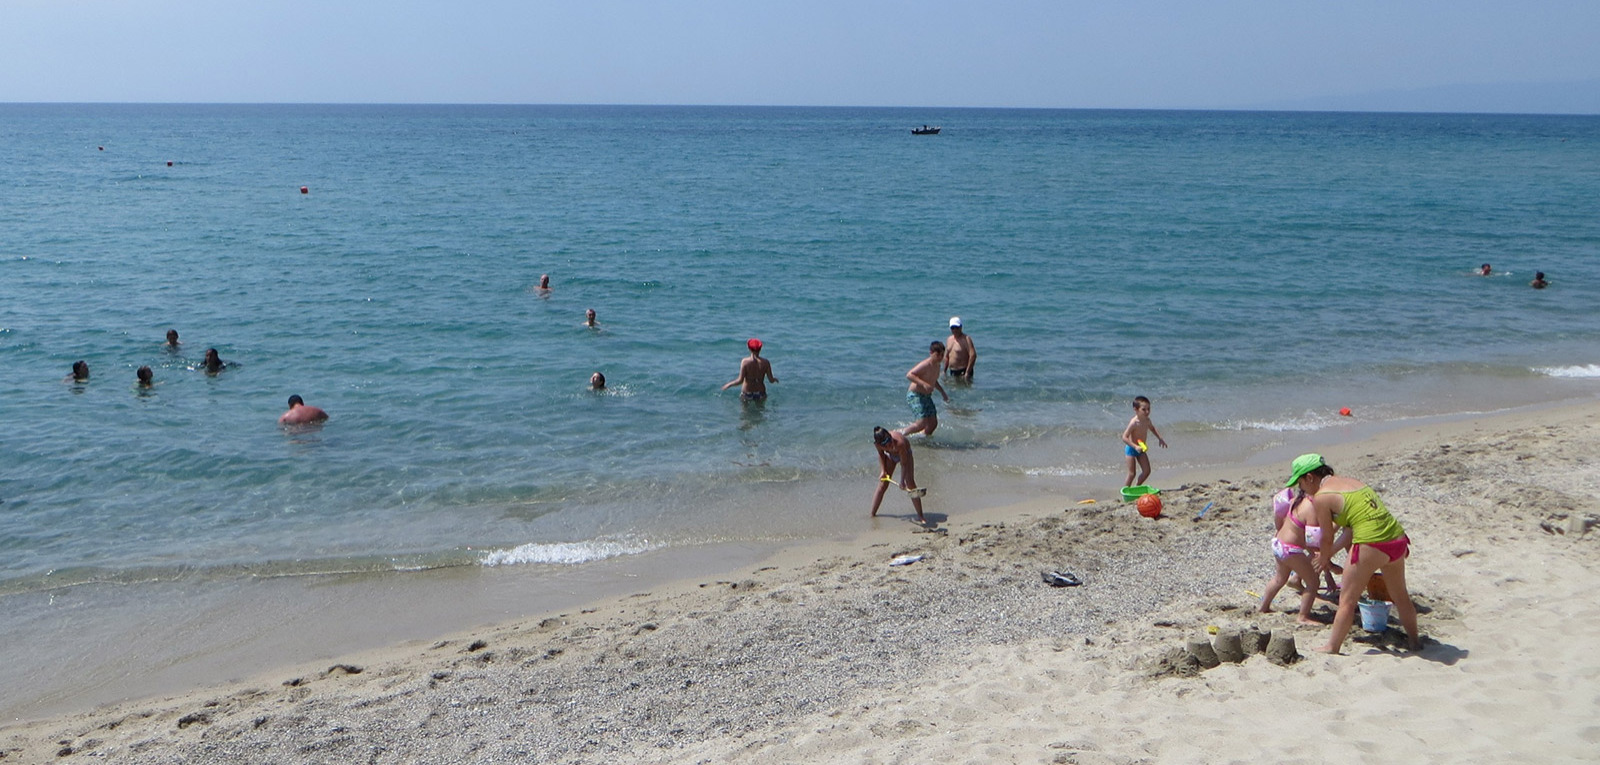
left=1121, top=485, right=1159, bottom=503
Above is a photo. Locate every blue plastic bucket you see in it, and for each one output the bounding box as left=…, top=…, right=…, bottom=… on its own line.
left=1358, top=598, right=1390, bottom=632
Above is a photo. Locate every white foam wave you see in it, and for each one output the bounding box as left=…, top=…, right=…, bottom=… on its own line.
left=480, top=538, right=655, bottom=567
left=1021, top=465, right=1100, bottom=477
left=1214, top=417, right=1331, bottom=432
left=1535, top=364, right=1600, bottom=379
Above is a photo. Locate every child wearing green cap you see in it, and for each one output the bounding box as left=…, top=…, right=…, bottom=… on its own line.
left=1285, top=454, right=1422, bottom=653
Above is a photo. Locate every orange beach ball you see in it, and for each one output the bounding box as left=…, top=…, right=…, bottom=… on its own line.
left=1136, top=493, right=1162, bottom=518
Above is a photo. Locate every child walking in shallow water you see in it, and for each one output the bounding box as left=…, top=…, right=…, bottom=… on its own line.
left=1120, top=396, right=1167, bottom=487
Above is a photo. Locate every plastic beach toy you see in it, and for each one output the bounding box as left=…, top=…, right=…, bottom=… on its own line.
left=1137, top=440, right=1148, bottom=453
left=1121, top=485, right=1159, bottom=503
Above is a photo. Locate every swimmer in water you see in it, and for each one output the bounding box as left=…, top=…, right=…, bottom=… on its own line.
left=1531, top=271, right=1549, bottom=289
left=584, top=308, right=598, bottom=328
left=722, top=338, right=777, bottom=402
left=1479, top=263, right=1492, bottom=276
left=67, top=360, right=89, bottom=382
left=203, top=348, right=226, bottom=375
left=590, top=372, right=606, bottom=390
left=166, top=329, right=181, bottom=347
left=278, top=395, right=329, bottom=425
left=136, top=366, right=153, bottom=387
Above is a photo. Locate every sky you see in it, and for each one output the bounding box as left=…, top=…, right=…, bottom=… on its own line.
left=3, top=0, right=1599, bottom=112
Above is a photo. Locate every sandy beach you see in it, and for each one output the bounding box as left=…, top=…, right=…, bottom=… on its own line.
left=4, top=402, right=1599, bottom=764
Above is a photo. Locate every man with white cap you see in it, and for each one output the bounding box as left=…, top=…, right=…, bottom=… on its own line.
left=943, top=317, right=976, bottom=381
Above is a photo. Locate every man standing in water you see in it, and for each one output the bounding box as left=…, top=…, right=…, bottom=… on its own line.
left=904, top=341, right=949, bottom=437
left=943, top=317, right=976, bottom=381
left=722, top=338, right=778, bottom=402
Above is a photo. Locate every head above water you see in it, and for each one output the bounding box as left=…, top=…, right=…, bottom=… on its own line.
left=747, top=338, right=762, bottom=353
left=1285, top=453, right=1335, bottom=487
left=287, top=394, right=304, bottom=407
left=590, top=372, right=605, bottom=389
left=166, top=329, right=179, bottom=345
left=72, top=360, right=89, bottom=381
left=929, top=341, right=945, bottom=356
left=136, top=366, right=153, bottom=384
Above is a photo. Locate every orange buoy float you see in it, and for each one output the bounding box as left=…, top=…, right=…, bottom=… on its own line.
left=1339, top=407, right=1352, bottom=417
left=1136, top=493, right=1163, bottom=518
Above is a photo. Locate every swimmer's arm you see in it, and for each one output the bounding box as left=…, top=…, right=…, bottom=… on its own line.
left=764, top=362, right=777, bottom=384
left=720, top=374, right=743, bottom=391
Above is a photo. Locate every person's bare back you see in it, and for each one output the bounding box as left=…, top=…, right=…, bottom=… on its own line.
left=279, top=395, right=329, bottom=425
left=722, top=338, right=777, bottom=401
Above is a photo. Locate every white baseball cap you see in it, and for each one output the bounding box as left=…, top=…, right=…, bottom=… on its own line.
left=949, top=316, right=962, bottom=328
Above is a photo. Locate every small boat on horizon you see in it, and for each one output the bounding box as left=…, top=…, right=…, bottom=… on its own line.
left=911, top=125, right=941, bottom=135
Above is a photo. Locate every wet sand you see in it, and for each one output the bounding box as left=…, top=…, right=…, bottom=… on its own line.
left=3, top=402, right=1598, bottom=763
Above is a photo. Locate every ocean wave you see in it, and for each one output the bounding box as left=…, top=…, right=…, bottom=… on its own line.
left=1213, top=416, right=1333, bottom=432
left=480, top=538, right=656, bottom=567
left=1019, top=465, right=1101, bottom=477
left=1534, top=364, right=1600, bottom=379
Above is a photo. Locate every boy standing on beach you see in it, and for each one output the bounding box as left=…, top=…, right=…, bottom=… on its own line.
left=1121, top=395, right=1167, bottom=487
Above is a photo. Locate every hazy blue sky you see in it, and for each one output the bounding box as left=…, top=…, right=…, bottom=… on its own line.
left=4, top=0, right=1599, bottom=111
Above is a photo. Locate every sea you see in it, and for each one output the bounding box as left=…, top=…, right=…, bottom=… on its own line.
left=3, top=104, right=1599, bottom=716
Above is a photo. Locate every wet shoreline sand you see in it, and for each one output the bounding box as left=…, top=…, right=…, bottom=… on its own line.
left=4, top=401, right=1599, bottom=762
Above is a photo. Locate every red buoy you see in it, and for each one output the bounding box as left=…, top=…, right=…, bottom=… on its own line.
left=300, top=186, right=309, bottom=194
left=1339, top=407, right=1352, bottom=417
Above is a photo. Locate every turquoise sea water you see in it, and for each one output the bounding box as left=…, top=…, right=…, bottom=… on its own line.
left=4, top=105, right=1600, bottom=601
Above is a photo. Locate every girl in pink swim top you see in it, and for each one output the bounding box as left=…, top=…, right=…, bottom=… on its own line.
left=1273, top=487, right=1351, bottom=594
left=1257, top=487, right=1322, bottom=625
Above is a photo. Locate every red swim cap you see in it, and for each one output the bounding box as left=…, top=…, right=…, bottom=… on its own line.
left=747, top=338, right=762, bottom=351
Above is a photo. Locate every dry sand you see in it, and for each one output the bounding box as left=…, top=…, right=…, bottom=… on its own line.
left=4, top=404, right=1598, bottom=764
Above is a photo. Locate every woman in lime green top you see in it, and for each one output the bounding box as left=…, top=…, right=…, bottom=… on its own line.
left=1285, top=453, right=1421, bottom=653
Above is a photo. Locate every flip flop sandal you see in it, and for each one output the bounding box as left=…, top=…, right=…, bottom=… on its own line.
left=1042, top=570, right=1083, bottom=587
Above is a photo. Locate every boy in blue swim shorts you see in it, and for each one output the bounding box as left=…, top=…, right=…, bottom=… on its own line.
left=1120, top=395, right=1168, bottom=487
left=903, top=341, right=949, bottom=437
